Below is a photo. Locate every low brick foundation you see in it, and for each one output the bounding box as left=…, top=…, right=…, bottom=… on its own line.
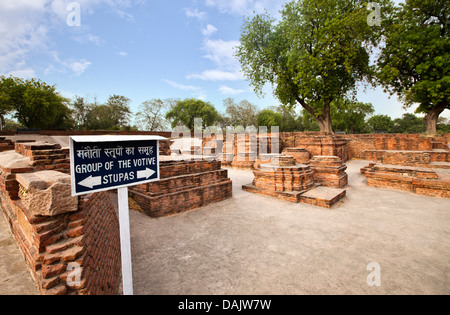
left=15, top=142, right=71, bottom=174
left=0, top=140, right=121, bottom=295
left=310, top=156, right=348, bottom=189
left=0, top=137, right=14, bottom=152
left=364, top=150, right=450, bottom=168
left=129, top=160, right=233, bottom=218
left=282, top=148, right=310, bottom=164
left=361, top=164, right=450, bottom=198
left=280, top=134, right=349, bottom=162
left=243, top=156, right=346, bottom=208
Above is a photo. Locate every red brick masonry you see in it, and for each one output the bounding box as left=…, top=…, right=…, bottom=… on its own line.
left=243, top=156, right=346, bottom=208
left=361, top=163, right=450, bottom=198
left=0, top=140, right=121, bottom=295
left=129, top=160, right=233, bottom=218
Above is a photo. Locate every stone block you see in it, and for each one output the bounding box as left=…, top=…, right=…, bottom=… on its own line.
left=310, top=156, right=348, bottom=188
left=282, top=148, right=310, bottom=164
left=16, top=171, right=78, bottom=216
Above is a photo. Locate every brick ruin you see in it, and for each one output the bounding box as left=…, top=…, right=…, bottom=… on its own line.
left=129, top=160, right=232, bottom=218
left=361, top=163, right=450, bottom=198
left=0, top=131, right=449, bottom=295
left=197, top=132, right=449, bottom=200
left=242, top=154, right=347, bottom=208
left=0, top=140, right=121, bottom=295
left=352, top=134, right=450, bottom=197
left=0, top=136, right=233, bottom=295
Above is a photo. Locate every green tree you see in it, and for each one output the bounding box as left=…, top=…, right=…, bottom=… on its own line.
left=236, top=0, right=391, bottom=134
left=302, top=109, right=320, bottom=131
left=136, top=99, right=170, bottom=131
left=391, top=113, right=426, bottom=134
left=331, top=98, right=374, bottom=134
left=437, top=117, right=450, bottom=133
left=367, top=114, right=394, bottom=133
left=0, top=76, right=72, bottom=130
left=223, top=98, right=260, bottom=128
left=0, top=77, right=16, bottom=130
left=85, top=104, right=115, bottom=130
left=257, top=110, right=283, bottom=129
left=83, top=95, right=133, bottom=130
left=71, top=96, right=89, bottom=131
left=165, top=98, right=221, bottom=131
left=275, top=105, right=302, bottom=132
left=377, top=0, right=449, bottom=134
left=105, top=95, right=132, bottom=128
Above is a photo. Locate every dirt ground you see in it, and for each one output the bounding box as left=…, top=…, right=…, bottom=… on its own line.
left=1, top=160, right=449, bottom=295
left=130, top=160, right=450, bottom=295
left=0, top=216, right=39, bottom=295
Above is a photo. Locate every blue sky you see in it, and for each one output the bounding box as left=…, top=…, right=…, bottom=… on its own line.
left=1, top=0, right=447, bottom=123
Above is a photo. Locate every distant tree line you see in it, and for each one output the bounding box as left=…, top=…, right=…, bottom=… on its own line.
left=1, top=76, right=449, bottom=134
left=1, top=1, right=448, bottom=135
left=235, top=0, right=449, bottom=134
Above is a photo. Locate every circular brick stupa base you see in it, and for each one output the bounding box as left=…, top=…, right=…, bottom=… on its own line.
left=282, top=147, right=311, bottom=164
left=243, top=155, right=347, bottom=208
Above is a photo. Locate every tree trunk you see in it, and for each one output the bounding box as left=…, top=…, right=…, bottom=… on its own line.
left=316, top=116, right=334, bottom=134
left=424, top=104, right=447, bottom=135
left=296, top=98, right=334, bottom=134
left=316, top=101, right=334, bottom=134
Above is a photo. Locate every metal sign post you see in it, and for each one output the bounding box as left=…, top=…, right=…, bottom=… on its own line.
left=69, top=135, right=166, bottom=295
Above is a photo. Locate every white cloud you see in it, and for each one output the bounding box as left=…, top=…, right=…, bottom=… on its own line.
left=46, top=51, right=92, bottom=76
left=202, top=39, right=240, bottom=68
left=0, top=1, right=49, bottom=73
left=118, top=51, right=128, bottom=56
left=6, top=69, right=37, bottom=79
left=187, top=39, right=243, bottom=82
left=72, top=33, right=104, bottom=46
left=202, top=24, right=218, bottom=37
left=204, top=0, right=286, bottom=16
left=187, top=69, right=243, bottom=81
left=219, top=85, right=246, bottom=95
left=0, top=0, right=142, bottom=76
left=163, top=79, right=207, bottom=100
left=184, top=8, right=207, bottom=20
left=69, top=59, right=92, bottom=76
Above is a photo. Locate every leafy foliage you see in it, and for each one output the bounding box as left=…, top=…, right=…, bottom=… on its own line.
left=135, top=99, right=171, bottom=131
left=222, top=98, right=260, bottom=128
left=377, top=0, right=449, bottom=133
left=331, top=98, right=374, bottom=134
left=165, top=98, right=221, bottom=131
left=0, top=76, right=72, bottom=130
left=367, top=114, right=394, bottom=132
left=236, top=0, right=392, bottom=133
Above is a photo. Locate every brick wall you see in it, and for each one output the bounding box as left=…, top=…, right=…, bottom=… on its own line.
left=200, top=132, right=450, bottom=167
left=361, top=164, right=450, bottom=198
left=15, top=142, right=70, bottom=174
left=0, top=139, right=122, bottom=295
left=130, top=160, right=233, bottom=218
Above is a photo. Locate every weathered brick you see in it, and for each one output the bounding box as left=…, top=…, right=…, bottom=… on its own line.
left=42, top=263, right=67, bottom=279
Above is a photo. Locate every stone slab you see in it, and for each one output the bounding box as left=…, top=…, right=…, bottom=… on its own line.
left=15, top=171, right=78, bottom=216
left=299, top=186, right=347, bottom=208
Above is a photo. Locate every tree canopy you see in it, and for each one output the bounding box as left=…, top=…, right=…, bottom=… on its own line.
left=165, top=98, right=221, bottom=131
left=70, top=95, right=133, bottom=131
left=0, top=76, right=72, bottom=130
left=236, top=0, right=391, bottom=134
left=135, top=98, right=171, bottom=131
left=377, top=0, right=449, bottom=134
